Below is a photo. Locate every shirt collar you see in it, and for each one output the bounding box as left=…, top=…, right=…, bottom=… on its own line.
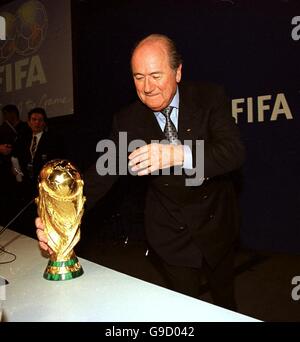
left=33, top=131, right=43, bottom=140
left=169, top=86, right=179, bottom=109
left=154, top=86, right=179, bottom=116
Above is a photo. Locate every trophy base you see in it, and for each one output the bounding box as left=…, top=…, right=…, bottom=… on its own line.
left=43, top=256, right=84, bottom=281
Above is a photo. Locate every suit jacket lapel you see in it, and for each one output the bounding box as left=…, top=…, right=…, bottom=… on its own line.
left=135, top=104, right=165, bottom=143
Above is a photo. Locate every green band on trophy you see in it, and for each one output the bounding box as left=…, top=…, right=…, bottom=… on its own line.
left=43, top=256, right=84, bottom=281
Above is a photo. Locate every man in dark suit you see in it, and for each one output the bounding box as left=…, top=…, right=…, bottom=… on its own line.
left=36, top=34, right=245, bottom=310
left=14, top=107, right=61, bottom=195
left=0, top=104, right=29, bottom=145
left=0, top=105, right=29, bottom=225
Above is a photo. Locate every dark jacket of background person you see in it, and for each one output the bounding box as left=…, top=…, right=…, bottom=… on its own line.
left=13, top=129, right=62, bottom=193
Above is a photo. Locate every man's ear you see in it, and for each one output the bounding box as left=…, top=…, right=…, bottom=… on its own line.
left=176, top=64, right=182, bottom=83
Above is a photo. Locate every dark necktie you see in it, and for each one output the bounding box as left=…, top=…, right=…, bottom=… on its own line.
left=30, top=135, right=37, bottom=160
left=161, top=106, right=179, bottom=145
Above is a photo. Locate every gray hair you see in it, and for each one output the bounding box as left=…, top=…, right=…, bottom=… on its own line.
left=131, top=34, right=182, bottom=70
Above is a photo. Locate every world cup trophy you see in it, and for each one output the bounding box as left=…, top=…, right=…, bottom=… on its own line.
left=36, top=159, right=85, bottom=281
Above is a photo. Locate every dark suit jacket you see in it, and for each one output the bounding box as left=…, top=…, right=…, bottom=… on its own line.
left=14, top=129, right=62, bottom=190
left=0, top=121, right=29, bottom=194
left=0, top=121, right=29, bottom=145
left=84, top=82, right=245, bottom=268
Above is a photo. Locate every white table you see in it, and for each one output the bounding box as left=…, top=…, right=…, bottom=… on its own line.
left=0, top=229, right=259, bottom=322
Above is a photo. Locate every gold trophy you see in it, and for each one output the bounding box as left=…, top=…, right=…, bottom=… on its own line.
left=36, top=159, right=85, bottom=281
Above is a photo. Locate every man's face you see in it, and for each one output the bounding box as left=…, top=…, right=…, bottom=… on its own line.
left=131, top=40, right=182, bottom=112
left=28, top=113, right=46, bottom=134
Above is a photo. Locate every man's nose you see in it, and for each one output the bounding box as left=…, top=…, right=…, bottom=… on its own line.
left=144, top=77, right=154, bottom=93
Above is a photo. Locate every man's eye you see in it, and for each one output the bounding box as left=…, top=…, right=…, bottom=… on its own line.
left=135, top=75, right=144, bottom=80
left=152, top=75, right=160, bottom=80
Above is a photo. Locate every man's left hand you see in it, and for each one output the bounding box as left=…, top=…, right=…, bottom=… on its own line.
left=128, top=143, right=184, bottom=176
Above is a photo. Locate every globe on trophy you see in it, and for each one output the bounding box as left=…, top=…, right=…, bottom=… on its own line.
left=36, top=159, right=85, bottom=281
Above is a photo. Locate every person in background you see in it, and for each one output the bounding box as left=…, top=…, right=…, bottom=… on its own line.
left=13, top=107, right=62, bottom=192
left=0, top=104, right=28, bottom=226
left=0, top=104, right=29, bottom=145
left=0, top=142, right=15, bottom=226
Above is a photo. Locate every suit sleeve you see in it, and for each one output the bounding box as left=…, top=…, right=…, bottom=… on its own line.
left=192, top=86, right=245, bottom=178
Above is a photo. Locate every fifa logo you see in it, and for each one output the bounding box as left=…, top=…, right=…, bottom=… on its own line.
left=291, top=16, right=300, bottom=41
left=0, top=15, right=5, bottom=40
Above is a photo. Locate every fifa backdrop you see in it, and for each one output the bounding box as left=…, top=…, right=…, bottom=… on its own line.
left=0, top=0, right=73, bottom=120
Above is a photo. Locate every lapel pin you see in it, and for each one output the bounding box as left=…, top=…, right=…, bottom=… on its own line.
left=186, top=128, right=191, bottom=132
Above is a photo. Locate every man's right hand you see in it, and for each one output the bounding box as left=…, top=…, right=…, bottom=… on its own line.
left=35, top=217, right=54, bottom=255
